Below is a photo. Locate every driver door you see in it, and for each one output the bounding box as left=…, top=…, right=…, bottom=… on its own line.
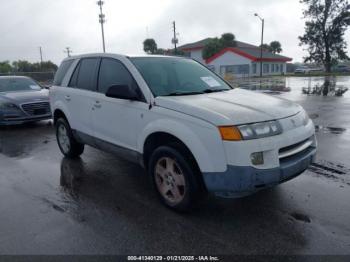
left=91, top=58, right=148, bottom=153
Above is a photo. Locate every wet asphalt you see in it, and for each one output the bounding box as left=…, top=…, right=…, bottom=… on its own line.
left=0, top=88, right=350, bottom=255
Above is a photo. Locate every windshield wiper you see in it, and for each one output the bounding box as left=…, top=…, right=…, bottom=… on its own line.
left=203, top=88, right=229, bottom=93
left=166, top=89, right=229, bottom=96
left=167, top=91, right=205, bottom=96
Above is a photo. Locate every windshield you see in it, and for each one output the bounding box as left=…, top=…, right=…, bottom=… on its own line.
left=130, top=57, right=232, bottom=97
left=0, top=78, right=41, bottom=93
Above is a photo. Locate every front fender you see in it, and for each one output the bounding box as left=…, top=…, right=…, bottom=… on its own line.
left=138, top=119, right=227, bottom=173
left=52, top=101, right=72, bottom=126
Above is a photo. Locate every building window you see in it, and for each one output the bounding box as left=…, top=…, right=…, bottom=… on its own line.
left=275, top=64, right=279, bottom=72
left=280, top=64, right=284, bottom=72
left=263, top=64, right=269, bottom=74
left=271, top=64, right=275, bottom=73
left=222, top=64, right=250, bottom=75
left=252, top=64, right=257, bottom=74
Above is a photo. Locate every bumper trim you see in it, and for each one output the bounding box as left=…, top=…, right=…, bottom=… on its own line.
left=202, top=147, right=316, bottom=198
left=0, top=114, right=52, bottom=125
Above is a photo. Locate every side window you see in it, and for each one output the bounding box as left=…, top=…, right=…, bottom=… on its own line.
left=75, top=58, right=100, bottom=91
left=53, top=60, right=74, bottom=86
left=98, top=58, right=135, bottom=94
left=68, top=62, right=81, bottom=87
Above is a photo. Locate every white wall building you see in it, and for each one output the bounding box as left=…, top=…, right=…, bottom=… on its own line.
left=179, top=38, right=292, bottom=78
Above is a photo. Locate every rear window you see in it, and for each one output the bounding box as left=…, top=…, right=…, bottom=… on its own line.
left=53, top=60, right=74, bottom=86
left=76, top=58, right=100, bottom=91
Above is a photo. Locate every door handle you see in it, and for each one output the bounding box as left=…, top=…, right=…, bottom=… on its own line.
left=64, top=95, right=71, bottom=101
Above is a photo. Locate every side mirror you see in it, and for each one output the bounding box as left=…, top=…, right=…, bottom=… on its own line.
left=105, top=85, right=139, bottom=101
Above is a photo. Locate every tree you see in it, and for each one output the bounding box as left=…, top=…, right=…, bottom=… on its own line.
left=259, top=41, right=283, bottom=53
left=0, top=61, right=12, bottom=73
left=259, top=43, right=271, bottom=50
left=299, top=0, right=350, bottom=73
left=143, top=38, right=158, bottom=54
left=39, top=61, right=58, bottom=72
left=154, top=48, right=166, bottom=55
left=11, top=60, right=58, bottom=72
left=202, top=33, right=237, bottom=59
left=12, top=60, right=32, bottom=72
left=269, top=41, right=282, bottom=54
left=202, top=38, right=223, bottom=60
left=220, top=33, right=236, bottom=47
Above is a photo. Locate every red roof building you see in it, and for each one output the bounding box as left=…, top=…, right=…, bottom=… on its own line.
left=179, top=38, right=292, bottom=77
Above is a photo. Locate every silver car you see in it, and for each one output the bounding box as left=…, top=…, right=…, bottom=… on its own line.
left=0, top=76, right=51, bottom=125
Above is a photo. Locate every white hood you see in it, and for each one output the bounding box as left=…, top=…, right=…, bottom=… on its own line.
left=155, top=89, right=302, bottom=126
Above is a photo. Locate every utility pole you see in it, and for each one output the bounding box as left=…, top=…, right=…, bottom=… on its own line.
left=64, top=47, right=72, bottom=57
left=172, top=21, right=178, bottom=55
left=97, top=0, right=106, bottom=53
left=39, top=47, right=43, bottom=63
left=255, top=13, right=264, bottom=77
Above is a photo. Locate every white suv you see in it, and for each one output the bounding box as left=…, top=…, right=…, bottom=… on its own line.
left=50, top=53, right=317, bottom=211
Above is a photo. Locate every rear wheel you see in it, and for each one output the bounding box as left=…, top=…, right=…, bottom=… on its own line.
left=56, top=118, right=84, bottom=158
left=149, top=145, right=202, bottom=211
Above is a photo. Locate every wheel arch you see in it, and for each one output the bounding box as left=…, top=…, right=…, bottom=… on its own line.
left=53, top=109, right=67, bottom=124
left=138, top=119, right=226, bottom=173
left=53, top=103, right=71, bottom=126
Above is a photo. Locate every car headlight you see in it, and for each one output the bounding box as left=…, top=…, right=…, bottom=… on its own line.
left=302, top=110, right=310, bottom=126
left=0, top=102, right=20, bottom=110
left=218, top=121, right=282, bottom=141
left=238, top=121, right=282, bottom=140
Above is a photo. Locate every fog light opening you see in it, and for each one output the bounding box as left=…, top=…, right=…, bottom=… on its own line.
left=251, top=152, right=264, bottom=165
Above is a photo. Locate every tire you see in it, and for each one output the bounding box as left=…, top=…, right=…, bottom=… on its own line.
left=56, top=118, right=84, bottom=158
left=148, top=145, right=202, bottom=212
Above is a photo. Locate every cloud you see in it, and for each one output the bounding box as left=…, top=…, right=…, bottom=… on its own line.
left=0, top=0, right=348, bottom=65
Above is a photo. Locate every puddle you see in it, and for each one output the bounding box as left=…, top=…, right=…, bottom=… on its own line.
left=302, top=86, right=348, bottom=97
left=233, top=78, right=291, bottom=93
left=315, top=126, right=347, bottom=134
left=231, top=76, right=350, bottom=98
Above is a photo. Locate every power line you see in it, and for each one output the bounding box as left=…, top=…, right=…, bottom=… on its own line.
left=64, top=47, right=72, bottom=57
left=97, top=0, right=106, bottom=53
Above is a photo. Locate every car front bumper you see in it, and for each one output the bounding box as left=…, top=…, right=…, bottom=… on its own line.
left=202, top=146, right=316, bottom=198
left=0, top=114, right=52, bottom=125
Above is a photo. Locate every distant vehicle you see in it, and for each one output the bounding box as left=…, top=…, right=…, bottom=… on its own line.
left=51, top=53, right=317, bottom=211
left=0, top=76, right=51, bottom=125
left=295, top=66, right=323, bottom=74
left=333, top=65, right=350, bottom=73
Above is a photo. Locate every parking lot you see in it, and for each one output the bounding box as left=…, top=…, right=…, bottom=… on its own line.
left=1, top=77, right=350, bottom=255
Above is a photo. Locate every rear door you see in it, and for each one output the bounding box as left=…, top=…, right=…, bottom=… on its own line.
left=66, top=57, right=100, bottom=137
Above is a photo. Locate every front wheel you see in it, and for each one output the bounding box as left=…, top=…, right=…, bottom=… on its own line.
left=149, top=145, right=202, bottom=211
left=56, top=118, right=84, bottom=158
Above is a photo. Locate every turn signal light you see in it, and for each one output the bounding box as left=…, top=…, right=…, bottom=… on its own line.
left=218, top=126, right=242, bottom=141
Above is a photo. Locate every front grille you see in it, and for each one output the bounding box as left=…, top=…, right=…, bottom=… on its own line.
left=279, top=137, right=313, bottom=159
left=21, top=102, right=51, bottom=116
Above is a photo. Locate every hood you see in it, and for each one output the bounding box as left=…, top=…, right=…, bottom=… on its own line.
left=155, top=89, right=302, bottom=126
left=0, top=89, right=49, bottom=104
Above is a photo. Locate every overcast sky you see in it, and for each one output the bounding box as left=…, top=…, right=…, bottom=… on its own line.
left=1, top=0, right=349, bottom=65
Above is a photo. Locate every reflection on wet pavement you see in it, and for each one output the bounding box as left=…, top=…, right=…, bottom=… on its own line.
left=232, top=76, right=350, bottom=97
left=315, top=126, right=347, bottom=134
left=1, top=79, right=350, bottom=255
left=0, top=121, right=54, bottom=158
